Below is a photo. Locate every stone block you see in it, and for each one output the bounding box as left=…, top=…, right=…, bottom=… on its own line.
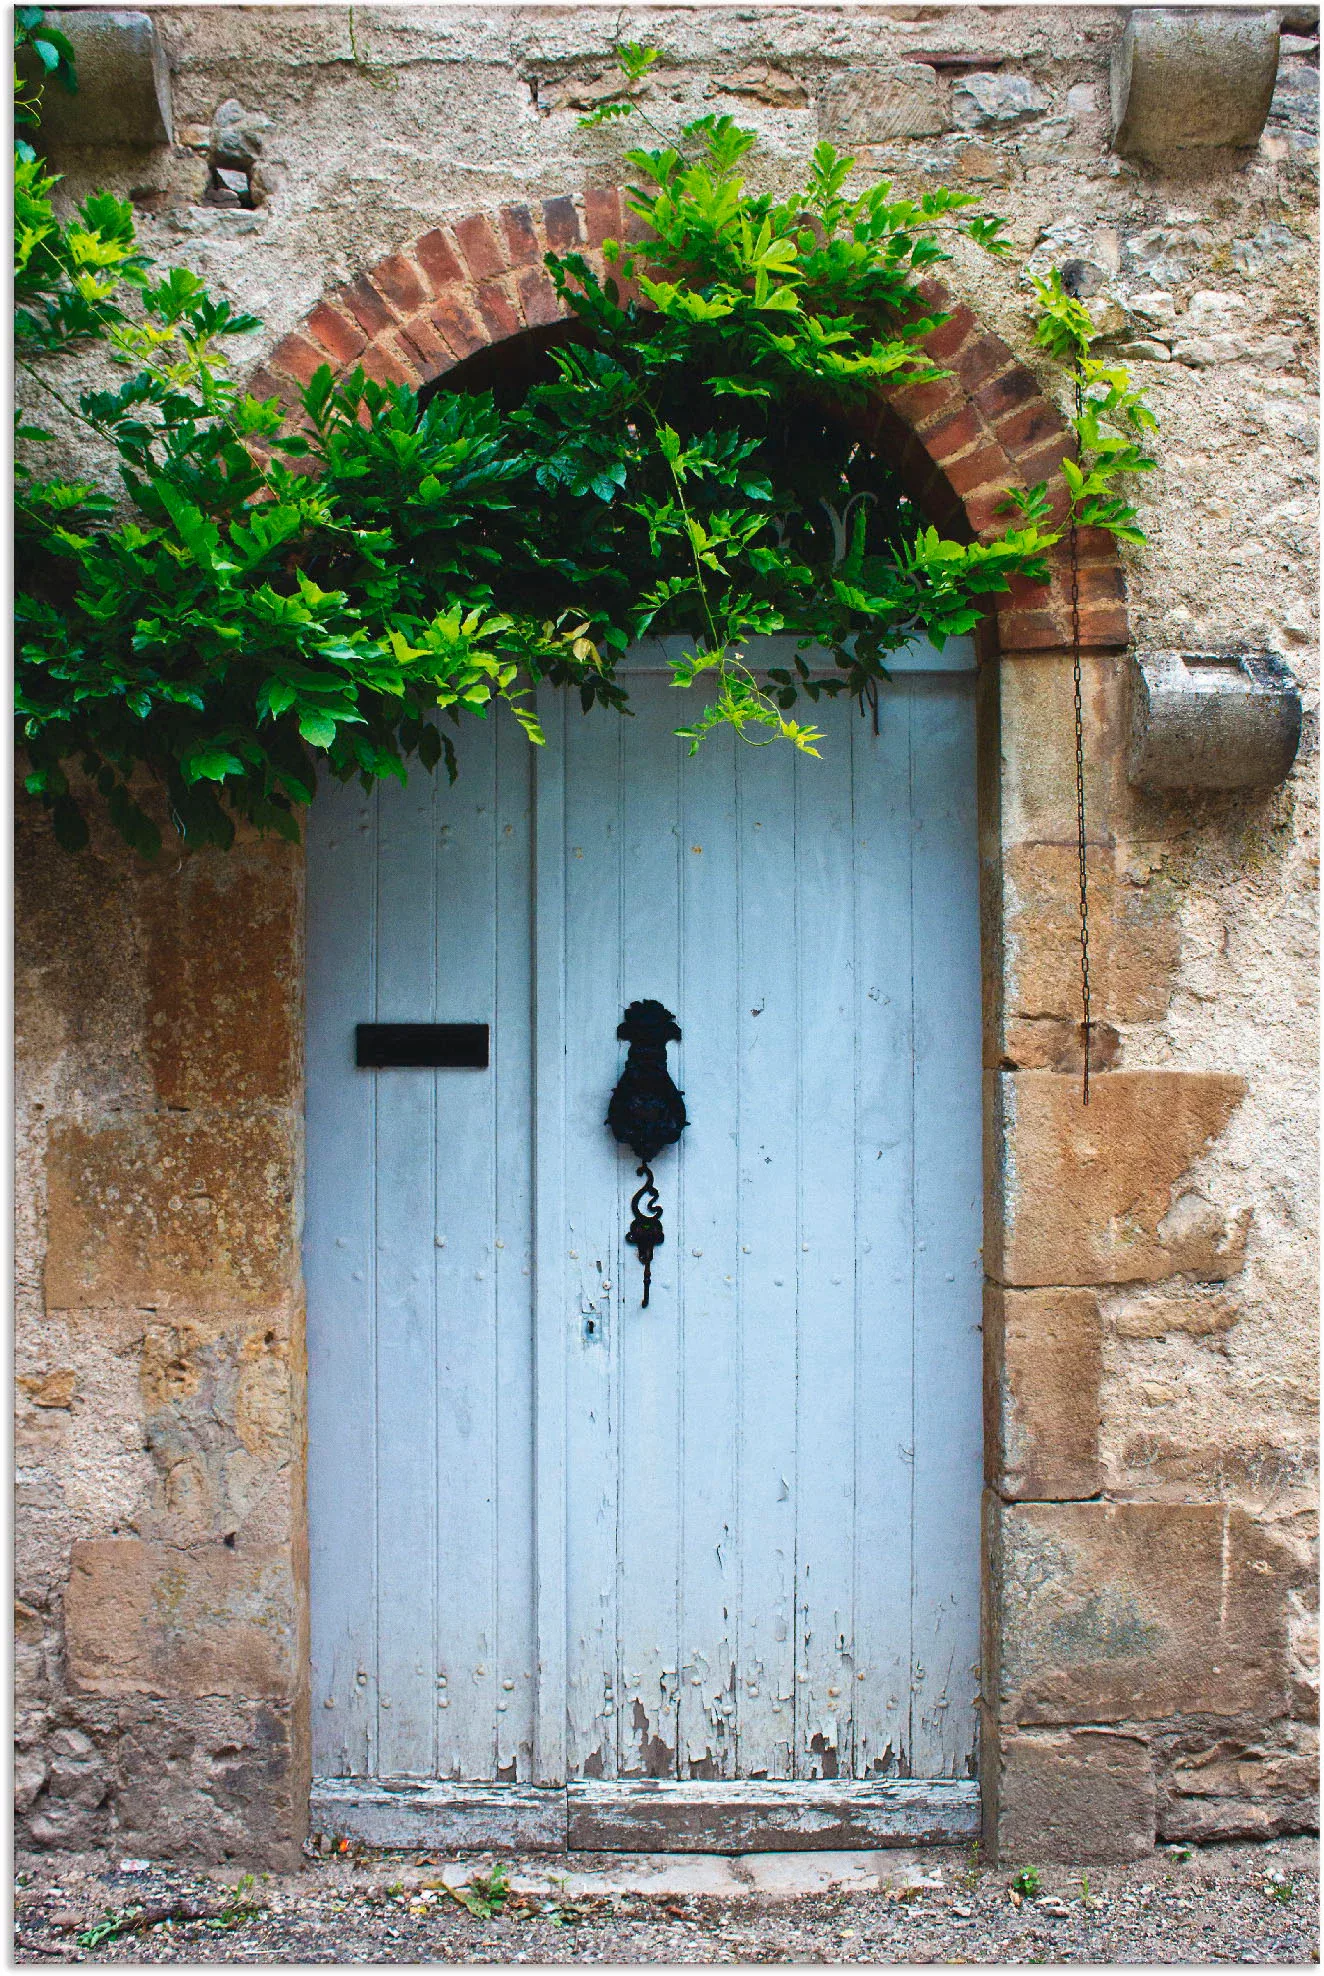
left=1002, top=843, right=1180, bottom=1027
left=66, top=1540, right=296, bottom=1699
left=1105, top=1284, right=1239, bottom=1339
left=716, top=64, right=808, bottom=109
left=1268, top=60, right=1320, bottom=135
left=45, top=1112, right=297, bottom=1310
left=993, top=1501, right=1294, bottom=1725
left=953, top=72, right=1049, bottom=127
left=26, top=11, right=171, bottom=148
left=210, top=99, right=271, bottom=170
left=817, top=65, right=944, bottom=143
left=995, top=1729, right=1156, bottom=1863
left=19, top=1367, right=77, bottom=1410
left=990, top=1070, right=1247, bottom=1287
left=1158, top=1727, right=1320, bottom=1842
left=1111, top=9, right=1280, bottom=160
left=986, top=1287, right=1102, bottom=1501
left=107, top=1698, right=306, bottom=1866
left=999, top=1015, right=1121, bottom=1075
left=997, top=652, right=1165, bottom=848
left=1127, top=650, right=1302, bottom=792
left=15, top=799, right=148, bottom=1102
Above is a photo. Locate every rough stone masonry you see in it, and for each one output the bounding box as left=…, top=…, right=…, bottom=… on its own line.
left=14, top=5, right=1319, bottom=1867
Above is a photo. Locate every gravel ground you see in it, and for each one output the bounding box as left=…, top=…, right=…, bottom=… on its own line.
left=14, top=1836, right=1318, bottom=1965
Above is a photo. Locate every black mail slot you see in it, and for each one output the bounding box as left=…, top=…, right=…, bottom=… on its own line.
left=356, top=1023, right=489, bottom=1069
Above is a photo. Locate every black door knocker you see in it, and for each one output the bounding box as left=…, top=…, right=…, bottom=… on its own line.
left=606, top=1000, right=688, bottom=1308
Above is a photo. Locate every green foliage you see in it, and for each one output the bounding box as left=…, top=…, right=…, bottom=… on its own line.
left=14, top=4, right=76, bottom=163
left=451, top=1862, right=511, bottom=1919
left=15, top=31, right=1150, bottom=857
left=576, top=40, right=661, bottom=127
left=1011, top=1866, right=1042, bottom=1900
left=73, top=1877, right=259, bottom=1949
left=1031, top=268, right=1158, bottom=546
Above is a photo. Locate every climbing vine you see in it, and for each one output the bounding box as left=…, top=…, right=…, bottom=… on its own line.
left=14, top=23, right=1155, bottom=856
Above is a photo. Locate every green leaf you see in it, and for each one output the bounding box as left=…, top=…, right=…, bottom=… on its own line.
left=183, top=747, right=244, bottom=783
left=298, top=709, right=339, bottom=748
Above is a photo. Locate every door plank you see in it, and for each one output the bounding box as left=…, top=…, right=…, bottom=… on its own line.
left=373, top=762, right=444, bottom=1778
left=792, top=708, right=862, bottom=1781
left=492, top=717, right=538, bottom=1780
left=307, top=780, right=381, bottom=1778
left=849, top=687, right=918, bottom=1779
left=732, top=735, right=800, bottom=1779
left=429, top=724, right=504, bottom=1780
left=532, top=698, right=570, bottom=1786
left=907, top=676, right=983, bottom=1779
left=562, top=704, right=626, bottom=1780
left=676, top=724, right=742, bottom=1779
left=566, top=1777, right=979, bottom=1851
left=614, top=687, right=685, bottom=1776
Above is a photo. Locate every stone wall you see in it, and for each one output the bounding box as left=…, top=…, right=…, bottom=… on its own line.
left=15, top=5, right=1318, bottom=1864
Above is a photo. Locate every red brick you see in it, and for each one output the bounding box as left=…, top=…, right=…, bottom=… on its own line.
left=1078, top=603, right=1130, bottom=649
left=922, top=304, right=977, bottom=364
left=1077, top=563, right=1126, bottom=603
left=967, top=485, right=1023, bottom=535
left=997, top=398, right=1069, bottom=460
left=956, top=332, right=1016, bottom=392
left=924, top=403, right=982, bottom=463
left=358, top=343, right=417, bottom=389
left=610, top=273, right=646, bottom=312
left=1016, top=436, right=1075, bottom=489
left=269, top=333, right=325, bottom=389
left=396, top=315, right=455, bottom=376
left=305, top=300, right=367, bottom=366
left=454, top=212, right=506, bottom=281
left=1076, top=526, right=1123, bottom=563
left=474, top=278, right=523, bottom=340
left=584, top=183, right=622, bottom=246
left=338, top=275, right=397, bottom=337
left=499, top=202, right=541, bottom=266
left=972, top=363, right=1040, bottom=421
left=570, top=247, right=607, bottom=291
left=516, top=265, right=568, bottom=328
left=997, top=607, right=1068, bottom=650
left=414, top=227, right=465, bottom=294
left=916, top=275, right=952, bottom=311
left=619, top=202, right=657, bottom=246
left=430, top=295, right=488, bottom=359
left=542, top=194, right=583, bottom=251
left=1034, top=484, right=1073, bottom=532
left=370, top=252, right=427, bottom=316
left=943, top=442, right=1012, bottom=498
left=1004, top=569, right=1056, bottom=610
left=885, top=374, right=965, bottom=429
left=243, top=366, right=295, bottom=409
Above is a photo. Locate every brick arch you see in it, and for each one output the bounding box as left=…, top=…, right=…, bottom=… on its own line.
left=250, top=184, right=1128, bottom=655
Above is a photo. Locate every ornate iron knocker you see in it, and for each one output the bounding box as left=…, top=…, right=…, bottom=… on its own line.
left=606, top=1000, right=687, bottom=1307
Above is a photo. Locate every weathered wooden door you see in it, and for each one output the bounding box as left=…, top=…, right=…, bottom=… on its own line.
left=306, top=639, right=983, bottom=1851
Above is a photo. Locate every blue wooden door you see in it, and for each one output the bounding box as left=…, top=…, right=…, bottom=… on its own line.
left=305, top=639, right=982, bottom=1798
